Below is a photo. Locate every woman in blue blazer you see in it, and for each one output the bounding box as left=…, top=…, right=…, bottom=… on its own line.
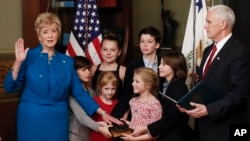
left=4, top=13, right=120, bottom=141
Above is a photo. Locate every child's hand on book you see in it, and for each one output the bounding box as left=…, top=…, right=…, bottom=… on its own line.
left=98, top=124, right=113, bottom=138
left=102, top=112, right=123, bottom=125
left=97, top=121, right=108, bottom=127
left=108, top=123, right=133, bottom=137
left=120, top=118, right=130, bottom=126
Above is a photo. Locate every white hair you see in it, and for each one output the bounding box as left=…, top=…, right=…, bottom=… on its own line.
left=208, top=5, right=235, bottom=29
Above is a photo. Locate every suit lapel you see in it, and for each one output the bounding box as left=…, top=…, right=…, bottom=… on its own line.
left=199, top=44, right=213, bottom=77
left=205, top=37, right=234, bottom=79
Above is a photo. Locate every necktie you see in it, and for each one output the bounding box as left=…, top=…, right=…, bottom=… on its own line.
left=203, top=45, right=217, bottom=78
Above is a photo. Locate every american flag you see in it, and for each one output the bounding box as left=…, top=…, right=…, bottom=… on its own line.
left=66, top=0, right=102, bottom=65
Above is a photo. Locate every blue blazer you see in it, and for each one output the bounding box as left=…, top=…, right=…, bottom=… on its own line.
left=4, top=44, right=98, bottom=115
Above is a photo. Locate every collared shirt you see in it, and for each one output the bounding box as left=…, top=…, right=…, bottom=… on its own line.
left=143, top=56, right=158, bottom=73
left=213, top=33, right=232, bottom=58
left=203, top=33, right=232, bottom=72
left=162, top=80, right=170, bottom=94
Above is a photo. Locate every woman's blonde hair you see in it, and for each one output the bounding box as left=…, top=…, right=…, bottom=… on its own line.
left=34, top=12, right=62, bottom=36
left=96, top=71, right=120, bottom=97
left=134, top=67, right=159, bottom=97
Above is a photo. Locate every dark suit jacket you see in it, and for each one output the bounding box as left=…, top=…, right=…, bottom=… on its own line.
left=196, top=36, right=250, bottom=141
left=148, top=79, right=193, bottom=141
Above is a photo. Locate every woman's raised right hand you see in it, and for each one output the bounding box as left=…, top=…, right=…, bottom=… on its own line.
left=15, top=38, right=29, bottom=63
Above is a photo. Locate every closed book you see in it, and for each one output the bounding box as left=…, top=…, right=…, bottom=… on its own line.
left=159, top=80, right=222, bottom=109
left=109, top=124, right=133, bottom=137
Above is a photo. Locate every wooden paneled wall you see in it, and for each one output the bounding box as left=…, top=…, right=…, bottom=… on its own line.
left=0, top=53, right=19, bottom=141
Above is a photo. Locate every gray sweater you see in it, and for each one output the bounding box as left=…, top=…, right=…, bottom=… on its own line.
left=69, top=88, right=99, bottom=141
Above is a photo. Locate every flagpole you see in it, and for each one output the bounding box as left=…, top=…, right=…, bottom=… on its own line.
left=182, top=0, right=212, bottom=89
left=191, top=0, right=196, bottom=88
left=84, top=0, right=90, bottom=60
left=66, top=0, right=103, bottom=65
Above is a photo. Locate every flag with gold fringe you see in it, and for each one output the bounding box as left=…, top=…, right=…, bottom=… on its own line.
left=181, top=0, right=212, bottom=88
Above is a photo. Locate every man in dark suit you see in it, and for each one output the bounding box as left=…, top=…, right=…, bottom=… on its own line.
left=179, top=5, right=250, bottom=141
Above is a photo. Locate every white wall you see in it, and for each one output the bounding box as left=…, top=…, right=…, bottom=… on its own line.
left=132, top=0, right=190, bottom=49
left=0, top=0, right=195, bottom=53
left=132, top=0, right=162, bottom=46
left=0, top=0, right=22, bottom=53
left=0, top=0, right=222, bottom=53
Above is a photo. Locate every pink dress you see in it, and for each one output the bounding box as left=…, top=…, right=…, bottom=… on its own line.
left=129, top=97, right=162, bottom=128
left=90, top=96, right=118, bottom=141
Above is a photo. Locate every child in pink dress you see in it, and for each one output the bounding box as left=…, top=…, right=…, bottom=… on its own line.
left=122, top=67, right=162, bottom=139
left=90, top=71, right=120, bottom=141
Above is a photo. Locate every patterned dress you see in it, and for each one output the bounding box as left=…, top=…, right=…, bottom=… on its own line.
left=129, top=97, right=162, bottom=128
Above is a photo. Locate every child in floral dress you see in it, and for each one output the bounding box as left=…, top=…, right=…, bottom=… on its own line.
left=122, top=67, right=162, bottom=140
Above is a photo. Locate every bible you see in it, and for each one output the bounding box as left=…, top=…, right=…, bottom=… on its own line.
left=109, top=124, right=133, bottom=137
left=159, top=80, right=221, bottom=109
